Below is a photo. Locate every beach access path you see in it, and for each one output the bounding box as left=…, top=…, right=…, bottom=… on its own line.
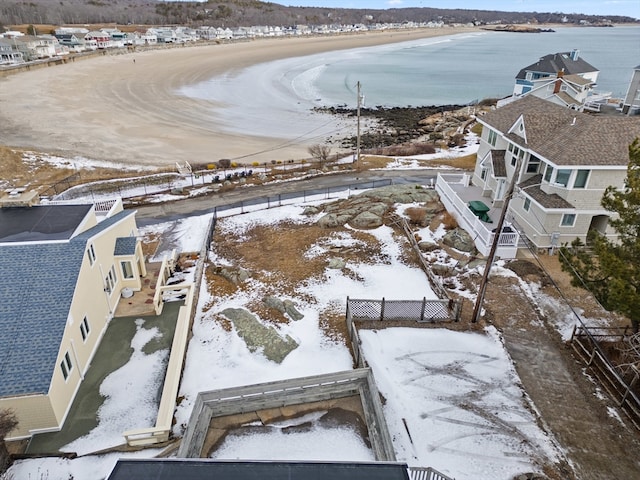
left=0, top=27, right=480, bottom=167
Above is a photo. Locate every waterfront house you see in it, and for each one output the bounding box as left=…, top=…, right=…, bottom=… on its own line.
left=513, top=50, right=599, bottom=96
left=0, top=38, right=24, bottom=65
left=84, top=31, right=111, bottom=49
left=467, top=96, right=640, bottom=252
left=12, top=35, right=58, bottom=61
left=0, top=194, right=147, bottom=440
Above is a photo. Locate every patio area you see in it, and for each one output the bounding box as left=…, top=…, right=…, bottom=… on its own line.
left=435, top=173, right=520, bottom=258
left=114, top=262, right=163, bottom=318
left=26, top=301, right=183, bottom=455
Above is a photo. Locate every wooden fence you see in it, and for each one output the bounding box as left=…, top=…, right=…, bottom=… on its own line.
left=346, top=297, right=461, bottom=369
left=571, top=325, right=640, bottom=430
left=390, top=213, right=452, bottom=300
left=178, top=368, right=396, bottom=461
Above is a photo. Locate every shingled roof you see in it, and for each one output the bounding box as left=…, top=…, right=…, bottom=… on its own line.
left=0, top=208, right=135, bottom=397
left=479, top=96, right=640, bottom=167
left=518, top=174, right=573, bottom=210
left=107, top=459, right=411, bottom=480
left=515, top=51, right=598, bottom=80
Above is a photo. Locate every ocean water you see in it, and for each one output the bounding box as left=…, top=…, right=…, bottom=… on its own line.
left=179, top=26, right=640, bottom=139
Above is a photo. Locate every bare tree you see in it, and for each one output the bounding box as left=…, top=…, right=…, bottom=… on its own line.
left=307, top=144, right=332, bottom=165
left=0, top=409, right=18, bottom=474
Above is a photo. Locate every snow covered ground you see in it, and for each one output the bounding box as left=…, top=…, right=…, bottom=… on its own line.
left=7, top=135, right=568, bottom=479
left=7, top=180, right=566, bottom=480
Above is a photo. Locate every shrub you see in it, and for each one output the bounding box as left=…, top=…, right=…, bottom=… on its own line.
left=441, top=211, right=458, bottom=230
left=218, top=158, right=231, bottom=169
left=207, top=164, right=216, bottom=170
left=252, top=162, right=260, bottom=167
left=231, top=162, right=238, bottom=168
left=405, top=207, right=429, bottom=227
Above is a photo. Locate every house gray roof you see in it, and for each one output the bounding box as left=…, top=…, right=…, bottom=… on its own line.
left=114, top=236, right=137, bottom=256
left=0, top=204, right=92, bottom=243
left=107, top=459, right=411, bottom=480
left=480, top=96, right=640, bottom=167
left=491, top=150, right=507, bottom=178
left=518, top=174, right=573, bottom=209
left=0, top=208, right=134, bottom=398
left=515, top=51, right=598, bottom=79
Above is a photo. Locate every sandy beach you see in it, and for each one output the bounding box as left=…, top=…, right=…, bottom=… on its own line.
left=0, top=27, right=481, bottom=167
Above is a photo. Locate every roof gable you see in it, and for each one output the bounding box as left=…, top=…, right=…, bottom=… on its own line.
left=480, top=96, right=640, bottom=167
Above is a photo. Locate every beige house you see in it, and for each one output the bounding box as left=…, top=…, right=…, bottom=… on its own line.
left=0, top=195, right=146, bottom=440
left=470, top=95, right=640, bottom=251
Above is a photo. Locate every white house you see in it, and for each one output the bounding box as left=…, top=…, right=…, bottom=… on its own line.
left=496, top=50, right=611, bottom=111
left=470, top=96, right=640, bottom=251
left=0, top=38, right=25, bottom=65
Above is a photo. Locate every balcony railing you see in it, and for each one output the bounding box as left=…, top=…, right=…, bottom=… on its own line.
left=435, top=173, right=519, bottom=259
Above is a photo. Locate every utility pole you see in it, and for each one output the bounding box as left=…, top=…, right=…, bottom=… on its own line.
left=356, top=81, right=362, bottom=170
left=471, top=156, right=523, bottom=323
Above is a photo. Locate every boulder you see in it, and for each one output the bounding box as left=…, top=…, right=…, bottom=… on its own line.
left=221, top=308, right=299, bottom=363
left=327, top=258, right=346, bottom=270
left=349, top=211, right=383, bottom=229
left=442, top=228, right=475, bottom=253
left=302, top=206, right=321, bottom=216
left=263, top=295, right=286, bottom=314
left=318, top=213, right=352, bottom=228
left=418, top=240, right=439, bottom=252
left=283, top=299, right=304, bottom=321
left=216, top=266, right=250, bottom=284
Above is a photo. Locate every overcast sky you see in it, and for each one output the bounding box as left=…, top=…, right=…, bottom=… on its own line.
left=276, top=1, right=640, bottom=18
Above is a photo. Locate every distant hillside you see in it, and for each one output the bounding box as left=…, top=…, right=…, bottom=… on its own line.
left=1, top=0, right=636, bottom=28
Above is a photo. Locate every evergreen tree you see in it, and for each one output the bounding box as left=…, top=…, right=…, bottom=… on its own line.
left=560, top=138, right=640, bottom=332
left=0, top=409, right=18, bottom=473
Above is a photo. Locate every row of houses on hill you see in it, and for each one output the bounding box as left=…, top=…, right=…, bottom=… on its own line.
left=0, top=21, right=448, bottom=65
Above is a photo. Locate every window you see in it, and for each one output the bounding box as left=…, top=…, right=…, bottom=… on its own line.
left=487, top=129, right=498, bottom=147
left=105, top=265, right=116, bottom=295
left=121, top=261, right=134, bottom=279
left=87, top=244, right=96, bottom=266
left=544, top=164, right=554, bottom=182
left=60, top=352, right=73, bottom=380
left=511, top=155, right=517, bottom=167
left=574, top=169, right=590, bottom=188
left=80, top=316, right=90, bottom=341
left=561, top=213, right=576, bottom=227
left=555, top=169, right=571, bottom=187
left=526, top=155, right=541, bottom=173
left=523, top=197, right=531, bottom=211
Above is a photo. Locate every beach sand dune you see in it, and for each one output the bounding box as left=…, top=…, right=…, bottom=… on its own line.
left=0, top=28, right=479, bottom=167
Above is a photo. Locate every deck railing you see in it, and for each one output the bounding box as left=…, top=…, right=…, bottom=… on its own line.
left=435, top=173, right=519, bottom=258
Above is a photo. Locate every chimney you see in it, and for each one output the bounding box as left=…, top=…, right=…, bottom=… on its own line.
left=553, top=69, right=564, bottom=94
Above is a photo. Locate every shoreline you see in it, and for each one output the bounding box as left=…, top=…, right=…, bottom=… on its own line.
left=0, top=27, right=483, bottom=166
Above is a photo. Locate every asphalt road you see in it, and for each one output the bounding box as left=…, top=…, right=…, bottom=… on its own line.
left=133, top=168, right=443, bottom=226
